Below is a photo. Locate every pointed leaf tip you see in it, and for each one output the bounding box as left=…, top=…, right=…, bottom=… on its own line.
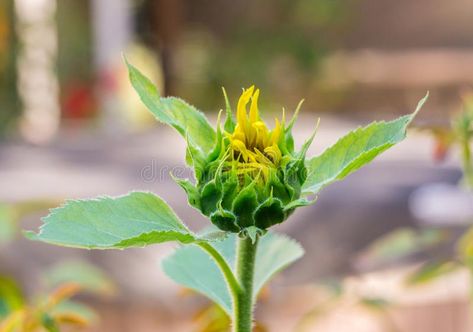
left=303, top=94, right=428, bottom=195
left=410, top=91, right=429, bottom=123
left=287, top=99, right=305, bottom=131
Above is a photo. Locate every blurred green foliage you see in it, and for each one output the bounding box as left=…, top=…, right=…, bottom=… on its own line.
left=0, top=276, right=24, bottom=319
left=406, top=260, right=459, bottom=286
left=0, top=203, right=16, bottom=246
left=172, top=0, right=353, bottom=110
left=56, top=0, right=93, bottom=86
left=0, top=0, right=19, bottom=137
left=1, top=0, right=353, bottom=137
left=361, top=228, right=448, bottom=266
left=0, top=261, right=114, bottom=332
left=0, top=199, right=114, bottom=331
left=44, top=261, right=115, bottom=296
left=296, top=280, right=396, bottom=332
left=360, top=93, right=473, bottom=288
left=453, top=93, right=473, bottom=188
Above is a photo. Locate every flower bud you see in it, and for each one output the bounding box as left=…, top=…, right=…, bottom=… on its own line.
left=176, top=86, right=315, bottom=233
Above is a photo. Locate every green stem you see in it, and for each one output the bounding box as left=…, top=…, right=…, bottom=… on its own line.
left=198, top=241, right=241, bottom=298
left=233, top=235, right=258, bottom=332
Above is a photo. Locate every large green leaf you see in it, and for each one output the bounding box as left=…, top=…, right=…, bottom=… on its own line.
left=25, top=192, right=195, bottom=249
left=126, top=60, right=216, bottom=154
left=163, top=243, right=234, bottom=314
left=162, top=232, right=304, bottom=315
left=253, top=233, right=304, bottom=297
left=303, top=93, right=428, bottom=195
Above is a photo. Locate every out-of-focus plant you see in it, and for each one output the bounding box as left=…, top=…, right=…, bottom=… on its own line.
left=172, top=0, right=352, bottom=108
left=433, top=93, right=473, bottom=283
left=0, top=0, right=19, bottom=136
left=26, top=60, right=427, bottom=332
left=427, top=92, right=473, bottom=189
left=410, top=93, right=472, bottom=284
left=359, top=91, right=473, bottom=297
left=453, top=93, right=473, bottom=189
left=359, top=227, right=459, bottom=287
left=358, top=227, right=449, bottom=270
left=0, top=261, right=114, bottom=332
left=296, top=280, right=398, bottom=332
left=0, top=201, right=114, bottom=331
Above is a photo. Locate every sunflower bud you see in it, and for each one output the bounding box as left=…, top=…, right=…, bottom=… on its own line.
left=175, top=86, right=315, bottom=233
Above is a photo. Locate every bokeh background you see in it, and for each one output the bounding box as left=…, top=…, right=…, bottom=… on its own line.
left=1, top=0, right=473, bottom=331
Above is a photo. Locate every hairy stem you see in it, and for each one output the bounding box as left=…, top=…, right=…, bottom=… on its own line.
left=233, top=235, right=258, bottom=332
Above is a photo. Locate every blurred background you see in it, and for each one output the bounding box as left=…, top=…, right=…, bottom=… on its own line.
left=1, top=0, right=473, bottom=331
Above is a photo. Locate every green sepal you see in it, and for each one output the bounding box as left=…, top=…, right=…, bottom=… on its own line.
left=287, top=99, right=304, bottom=132
left=280, top=127, right=295, bottom=155
left=222, top=87, right=235, bottom=132
left=298, top=118, right=319, bottom=159
left=172, top=177, right=201, bottom=210
left=280, top=99, right=304, bottom=154
left=232, top=181, right=258, bottom=228
left=254, top=197, right=285, bottom=229
left=282, top=158, right=306, bottom=199
left=219, top=175, right=239, bottom=210
left=200, top=180, right=222, bottom=216
left=207, top=110, right=225, bottom=163
left=266, top=174, right=292, bottom=204
left=210, top=209, right=239, bottom=233
left=242, top=226, right=265, bottom=244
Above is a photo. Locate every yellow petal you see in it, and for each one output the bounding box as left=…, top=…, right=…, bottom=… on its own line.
left=264, top=145, right=282, bottom=164
left=254, top=148, right=272, bottom=165
left=232, top=125, right=246, bottom=142
left=227, top=86, right=286, bottom=182
left=237, top=86, right=255, bottom=131
left=249, top=89, right=260, bottom=124
left=252, top=121, right=269, bottom=147
left=231, top=139, right=250, bottom=161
